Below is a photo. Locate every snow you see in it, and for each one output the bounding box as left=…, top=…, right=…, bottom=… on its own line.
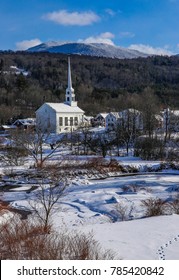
left=0, top=145, right=179, bottom=260
left=78, top=215, right=179, bottom=260
left=53, top=173, right=179, bottom=259
left=9, top=65, right=29, bottom=76
left=0, top=210, right=14, bottom=224
left=27, top=42, right=149, bottom=59
left=43, top=102, right=84, bottom=113
left=116, top=156, right=161, bottom=168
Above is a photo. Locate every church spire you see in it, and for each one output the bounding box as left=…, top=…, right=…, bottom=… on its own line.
left=68, top=56, right=73, bottom=90
left=65, top=57, right=77, bottom=107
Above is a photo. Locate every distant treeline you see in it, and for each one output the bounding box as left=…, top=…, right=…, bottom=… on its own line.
left=0, top=51, right=179, bottom=124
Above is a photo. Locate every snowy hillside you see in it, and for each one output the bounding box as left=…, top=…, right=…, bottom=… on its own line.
left=1, top=159, right=179, bottom=260
left=27, top=42, right=148, bottom=59
left=80, top=215, right=179, bottom=260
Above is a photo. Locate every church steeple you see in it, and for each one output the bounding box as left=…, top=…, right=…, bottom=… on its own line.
left=65, top=57, right=77, bottom=107
left=68, top=56, right=73, bottom=90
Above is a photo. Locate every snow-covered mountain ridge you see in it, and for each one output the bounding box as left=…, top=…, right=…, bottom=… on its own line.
left=27, top=42, right=149, bottom=59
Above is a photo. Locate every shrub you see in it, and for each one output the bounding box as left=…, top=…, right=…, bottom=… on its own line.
left=134, top=137, right=165, bottom=160
left=108, top=158, right=126, bottom=172
left=0, top=146, right=28, bottom=166
left=115, top=202, right=134, bottom=221
left=141, top=198, right=167, bottom=217
left=168, top=195, right=179, bottom=214
left=0, top=217, right=115, bottom=260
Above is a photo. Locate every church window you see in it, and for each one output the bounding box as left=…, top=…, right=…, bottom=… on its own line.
left=74, top=117, right=78, bottom=125
left=70, top=117, right=73, bottom=126
left=65, top=117, right=68, bottom=126
left=59, top=117, right=63, bottom=126
left=67, top=97, right=70, bottom=101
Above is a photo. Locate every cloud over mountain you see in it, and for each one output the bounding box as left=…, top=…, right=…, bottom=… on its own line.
left=16, top=39, right=42, bottom=50
left=78, top=32, right=115, bottom=45
left=128, top=44, right=173, bottom=56
left=42, top=10, right=100, bottom=26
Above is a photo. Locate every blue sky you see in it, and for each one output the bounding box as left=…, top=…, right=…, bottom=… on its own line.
left=1, top=0, right=179, bottom=55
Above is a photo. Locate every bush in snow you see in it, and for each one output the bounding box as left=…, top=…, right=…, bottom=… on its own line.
left=134, top=137, right=165, bottom=160
left=168, top=195, right=179, bottom=215
left=0, top=146, right=28, bottom=166
left=141, top=198, right=168, bottom=217
left=0, top=217, right=115, bottom=260
left=115, top=201, right=134, bottom=221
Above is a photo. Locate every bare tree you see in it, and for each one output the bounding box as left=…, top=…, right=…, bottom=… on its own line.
left=88, top=132, right=112, bottom=158
left=29, top=166, right=67, bottom=232
left=134, top=136, right=165, bottom=160
left=113, top=109, right=142, bottom=156
left=79, top=124, right=93, bottom=155
left=115, top=201, right=134, bottom=221
left=10, top=128, right=63, bottom=168
left=163, top=108, right=179, bottom=142
left=0, top=146, right=28, bottom=166
left=139, top=89, right=160, bottom=138
left=163, top=108, right=171, bottom=142
left=114, top=122, right=133, bottom=156
left=165, top=136, right=179, bottom=161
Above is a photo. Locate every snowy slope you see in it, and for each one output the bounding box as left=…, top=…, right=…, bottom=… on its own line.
left=79, top=215, right=179, bottom=260
left=3, top=171, right=178, bottom=260
left=27, top=42, right=148, bottom=59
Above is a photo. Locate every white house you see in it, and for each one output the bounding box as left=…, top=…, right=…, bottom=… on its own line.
left=105, top=112, right=120, bottom=130
left=105, top=109, right=143, bottom=131
left=92, top=113, right=108, bottom=127
left=36, top=57, right=84, bottom=133
left=12, top=118, right=36, bottom=130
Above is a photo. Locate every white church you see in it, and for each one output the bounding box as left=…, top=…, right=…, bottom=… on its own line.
left=36, top=57, right=84, bottom=133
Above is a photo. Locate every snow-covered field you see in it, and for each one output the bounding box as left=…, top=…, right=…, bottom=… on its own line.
left=55, top=173, right=179, bottom=260
left=80, top=215, right=179, bottom=260
left=1, top=166, right=179, bottom=260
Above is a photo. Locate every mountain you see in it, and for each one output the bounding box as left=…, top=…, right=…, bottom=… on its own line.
left=27, top=42, right=148, bottom=59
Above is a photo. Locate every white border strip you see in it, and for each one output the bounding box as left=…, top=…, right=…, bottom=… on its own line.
left=1, top=260, right=178, bottom=280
